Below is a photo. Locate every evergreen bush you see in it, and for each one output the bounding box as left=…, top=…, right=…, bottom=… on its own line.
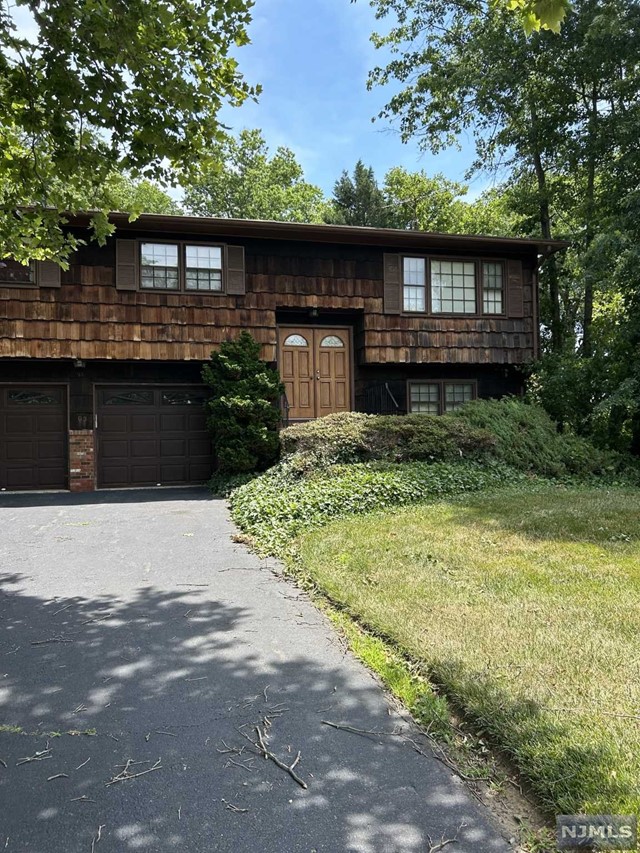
left=202, top=332, right=284, bottom=474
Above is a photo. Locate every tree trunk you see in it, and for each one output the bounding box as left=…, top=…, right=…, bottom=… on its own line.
left=531, top=146, right=563, bottom=352
left=581, top=83, right=599, bottom=358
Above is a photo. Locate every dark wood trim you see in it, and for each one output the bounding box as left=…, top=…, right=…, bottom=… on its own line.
left=532, top=267, right=539, bottom=360
left=406, top=378, right=478, bottom=415
left=401, top=254, right=507, bottom=319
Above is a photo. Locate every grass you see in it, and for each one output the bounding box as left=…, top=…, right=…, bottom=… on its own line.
left=297, top=485, right=640, bottom=817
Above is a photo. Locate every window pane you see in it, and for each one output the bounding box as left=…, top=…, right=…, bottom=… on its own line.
left=410, top=383, right=440, bottom=415
left=482, top=262, right=504, bottom=314
left=103, top=390, right=153, bottom=406
left=162, top=390, right=209, bottom=406
left=140, top=243, right=179, bottom=290
left=444, top=383, right=474, bottom=412
left=283, top=334, right=308, bottom=347
left=185, top=245, right=223, bottom=292
left=0, top=259, right=35, bottom=284
left=320, top=335, right=344, bottom=347
left=403, top=257, right=426, bottom=312
left=8, top=389, right=61, bottom=405
left=431, top=260, right=476, bottom=314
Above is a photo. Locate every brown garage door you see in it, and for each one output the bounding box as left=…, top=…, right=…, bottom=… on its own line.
left=0, top=386, right=68, bottom=491
left=97, top=387, right=214, bottom=488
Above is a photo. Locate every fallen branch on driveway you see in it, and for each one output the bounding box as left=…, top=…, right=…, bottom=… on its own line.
left=16, top=748, right=52, bottom=765
left=238, top=725, right=307, bottom=789
left=105, top=758, right=162, bottom=786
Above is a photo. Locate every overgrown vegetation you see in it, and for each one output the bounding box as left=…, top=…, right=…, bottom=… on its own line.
left=202, top=332, right=284, bottom=474
left=280, top=401, right=633, bottom=480
left=453, top=398, right=628, bottom=478
left=281, top=411, right=496, bottom=469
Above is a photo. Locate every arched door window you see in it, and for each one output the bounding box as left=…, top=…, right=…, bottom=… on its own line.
left=283, top=334, right=309, bottom=347
left=319, top=334, right=344, bottom=347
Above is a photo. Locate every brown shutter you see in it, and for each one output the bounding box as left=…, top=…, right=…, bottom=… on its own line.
left=225, top=245, right=246, bottom=295
left=115, top=240, right=138, bottom=290
left=36, top=260, right=61, bottom=288
left=507, top=259, right=524, bottom=318
left=383, top=253, right=401, bottom=314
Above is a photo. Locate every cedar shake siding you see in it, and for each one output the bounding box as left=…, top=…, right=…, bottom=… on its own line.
left=0, top=214, right=566, bottom=491
left=1, top=226, right=541, bottom=366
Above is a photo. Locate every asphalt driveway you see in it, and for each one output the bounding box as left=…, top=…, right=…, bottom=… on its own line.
left=0, top=489, right=509, bottom=852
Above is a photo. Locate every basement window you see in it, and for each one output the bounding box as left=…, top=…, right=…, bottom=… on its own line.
left=409, top=381, right=476, bottom=415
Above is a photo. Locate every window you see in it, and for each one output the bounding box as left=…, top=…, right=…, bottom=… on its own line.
left=400, top=256, right=508, bottom=316
left=185, top=245, right=222, bottom=291
left=320, top=335, right=344, bottom=347
left=162, top=390, right=209, bottom=406
left=431, top=260, right=476, bottom=314
left=0, top=259, right=35, bottom=286
left=444, top=382, right=475, bottom=412
left=403, top=257, right=426, bottom=312
left=139, top=242, right=225, bottom=291
left=103, top=390, right=153, bottom=406
left=8, top=389, right=61, bottom=405
left=410, top=383, right=440, bottom=415
left=283, top=334, right=309, bottom=347
left=140, top=243, right=179, bottom=290
left=409, top=381, right=476, bottom=415
left=482, top=262, right=504, bottom=314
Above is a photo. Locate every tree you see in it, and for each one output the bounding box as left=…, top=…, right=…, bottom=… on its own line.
left=498, top=0, right=571, bottom=34
left=366, top=0, right=640, bottom=354
left=202, top=333, right=284, bottom=474
left=381, top=168, right=467, bottom=231
left=0, top=0, right=256, bottom=263
left=327, top=160, right=388, bottom=227
left=104, top=174, right=181, bottom=216
left=183, top=129, right=327, bottom=222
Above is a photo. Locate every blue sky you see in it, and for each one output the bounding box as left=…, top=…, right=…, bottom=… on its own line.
left=9, top=0, right=484, bottom=199
left=220, top=0, right=483, bottom=197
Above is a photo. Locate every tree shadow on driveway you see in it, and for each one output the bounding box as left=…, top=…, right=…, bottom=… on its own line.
left=0, top=496, right=509, bottom=852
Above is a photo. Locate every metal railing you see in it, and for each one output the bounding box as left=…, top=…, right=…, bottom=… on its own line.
left=279, top=392, right=290, bottom=428
left=362, top=382, right=404, bottom=415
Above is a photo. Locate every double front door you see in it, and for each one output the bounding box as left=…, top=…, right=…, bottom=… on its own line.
left=278, top=327, right=351, bottom=420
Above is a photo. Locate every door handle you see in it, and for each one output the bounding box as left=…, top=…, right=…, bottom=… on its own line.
left=315, top=370, right=320, bottom=380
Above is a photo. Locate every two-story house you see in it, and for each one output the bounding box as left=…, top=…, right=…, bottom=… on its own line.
left=0, top=213, right=565, bottom=492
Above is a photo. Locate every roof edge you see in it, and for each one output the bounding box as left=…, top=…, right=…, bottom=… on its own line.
left=63, top=210, right=570, bottom=255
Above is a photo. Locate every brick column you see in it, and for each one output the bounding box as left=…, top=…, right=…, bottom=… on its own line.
left=69, top=430, right=96, bottom=492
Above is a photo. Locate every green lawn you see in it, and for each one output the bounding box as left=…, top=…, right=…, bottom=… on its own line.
left=299, top=486, right=640, bottom=816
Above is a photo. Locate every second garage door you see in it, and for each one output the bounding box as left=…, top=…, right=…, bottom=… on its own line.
left=97, top=387, right=214, bottom=488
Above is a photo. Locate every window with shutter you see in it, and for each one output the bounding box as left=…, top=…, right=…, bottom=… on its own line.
left=115, top=239, right=244, bottom=294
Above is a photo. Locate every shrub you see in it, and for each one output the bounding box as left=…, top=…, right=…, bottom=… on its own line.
left=451, top=397, right=623, bottom=478
left=280, top=411, right=496, bottom=471
left=202, top=332, right=284, bottom=474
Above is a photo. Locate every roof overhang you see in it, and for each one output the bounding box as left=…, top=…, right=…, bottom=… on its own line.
left=63, top=211, right=570, bottom=258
